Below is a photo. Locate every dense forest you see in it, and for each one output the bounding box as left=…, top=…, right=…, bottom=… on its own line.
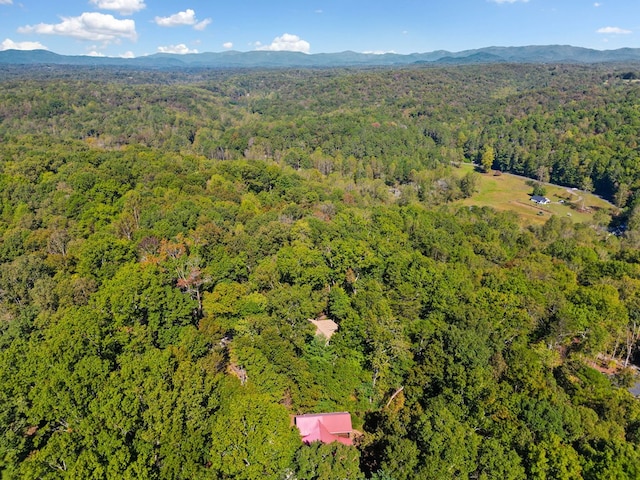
left=1, top=63, right=640, bottom=479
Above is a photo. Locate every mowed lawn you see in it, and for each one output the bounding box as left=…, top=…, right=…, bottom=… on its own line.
left=454, top=163, right=618, bottom=226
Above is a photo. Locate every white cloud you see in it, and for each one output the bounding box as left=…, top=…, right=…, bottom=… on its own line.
left=89, top=0, right=145, bottom=15
left=223, top=42, right=233, bottom=49
left=256, top=33, right=310, bottom=53
left=0, top=38, right=47, bottom=50
left=87, top=50, right=105, bottom=56
left=594, top=2, right=602, bottom=6
left=120, top=50, right=135, bottom=58
left=157, top=43, right=198, bottom=54
left=155, top=9, right=196, bottom=26
left=154, top=9, right=211, bottom=30
left=18, top=12, right=137, bottom=43
left=597, top=26, right=632, bottom=34
left=0, top=0, right=13, bottom=5
left=363, top=50, right=397, bottom=55
left=194, top=18, right=211, bottom=31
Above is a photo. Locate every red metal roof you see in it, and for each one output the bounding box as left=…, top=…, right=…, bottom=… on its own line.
left=294, top=412, right=353, bottom=445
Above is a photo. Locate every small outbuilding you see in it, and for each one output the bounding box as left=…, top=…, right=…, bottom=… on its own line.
left=309, top=314, right=339, bottom=343
left=294, top=412, right=353, bottom=445
left=531, top=195, right=550, bottom=205
left=630, top=381, right=640, bottom=398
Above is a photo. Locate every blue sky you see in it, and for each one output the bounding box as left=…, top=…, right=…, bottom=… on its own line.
left=1, top=0, right=639, bottom=57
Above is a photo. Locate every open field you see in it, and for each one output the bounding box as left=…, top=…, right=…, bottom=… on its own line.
left=454, top=163, right=619, bottom=226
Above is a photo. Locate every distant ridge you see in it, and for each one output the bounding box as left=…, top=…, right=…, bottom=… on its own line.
left=2, top=45, right=640, bottom=69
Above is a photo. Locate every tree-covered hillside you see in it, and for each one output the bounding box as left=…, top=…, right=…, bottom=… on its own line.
left=3, top=63, right=640, bottom=205
left=0, top=64, right=639, bottom=479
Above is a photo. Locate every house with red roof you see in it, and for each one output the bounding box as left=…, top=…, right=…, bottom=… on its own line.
left=294, top=412, right=353, bottom=445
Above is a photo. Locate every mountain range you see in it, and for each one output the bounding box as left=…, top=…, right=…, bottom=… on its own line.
left=2, top=45, right=640, bottom=69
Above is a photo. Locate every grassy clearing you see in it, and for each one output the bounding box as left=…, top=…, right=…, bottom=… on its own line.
left=453, top=163, right=619, bottom=226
